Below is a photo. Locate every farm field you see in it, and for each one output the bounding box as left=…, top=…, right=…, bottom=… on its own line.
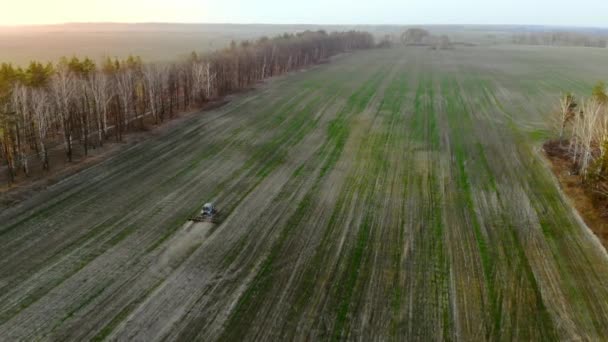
left=0, top=23, right=400, bottom=65
left=2, top=46, right=608, bottom=340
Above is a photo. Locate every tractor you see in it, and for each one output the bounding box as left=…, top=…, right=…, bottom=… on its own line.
left=190, top=202, right=218, bottom=223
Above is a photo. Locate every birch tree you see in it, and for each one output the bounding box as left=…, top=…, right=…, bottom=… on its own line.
left=51, top=66, right=76, bottom=161
left=116, top=68, right=135, bottom=134
left=11, top=84, right=30, bottom=175
left=88, top=72, right=111, bottom=145
left=143, top=63, right=165, bottom=124
left=30, top=88, right=51, bottom=169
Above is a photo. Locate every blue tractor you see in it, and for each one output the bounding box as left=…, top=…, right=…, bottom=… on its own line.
left=190, top=202, right=218, bottom=223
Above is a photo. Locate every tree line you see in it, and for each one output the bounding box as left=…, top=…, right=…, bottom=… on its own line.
left=513, top=31, right=607, bottom=48
left=0, top=30, right=375, bottom=184
left=555, top=81, right=608, bottom=198
left=400, top=28, right=453, bottom=50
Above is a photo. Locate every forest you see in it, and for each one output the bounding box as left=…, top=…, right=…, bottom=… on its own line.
left=512, top=31, right=607, bottom=47
left=548, top=82, right=608, bottom=202
left=0, top=30, right=374, bottom=184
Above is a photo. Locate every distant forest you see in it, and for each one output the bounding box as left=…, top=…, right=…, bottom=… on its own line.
left=512, top=31, right=607, bottom=48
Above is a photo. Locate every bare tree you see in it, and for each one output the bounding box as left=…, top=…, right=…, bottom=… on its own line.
left=580, top=99, right=601, bottom=176
left=143, top=63, right=168, bottom=124
left=50, top=66, right=76, bottom=161
left=115, top=68, right=135, bottom=133
left=569, top=98, right=603, bottom=176
left=88, top=72, right=111, bottom=145
left=11, top=84, right=30, bottom=175
left=30, top=88, right=51, bottom=169
left=74, top=77, right=92, bottom=155
left=192, top=61, right=216, bottom=104
left=191, top=62, right=205, bottom=105
left=204, top=61, right=217, bottom=100
left=558, top=93, right=577, bottom=140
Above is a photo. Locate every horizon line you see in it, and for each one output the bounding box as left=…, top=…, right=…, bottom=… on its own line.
left=1, top=22, right=607, bottom=30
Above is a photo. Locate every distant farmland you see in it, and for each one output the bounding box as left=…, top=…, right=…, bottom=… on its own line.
left=2, top=45, right=608, bottom=340
left=2, top=23, right=588, bottom=65
left=0, top=23, right=401, bottom=65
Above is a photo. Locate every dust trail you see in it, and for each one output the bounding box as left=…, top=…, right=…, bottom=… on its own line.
left=154, top=222, right=213, bottom=274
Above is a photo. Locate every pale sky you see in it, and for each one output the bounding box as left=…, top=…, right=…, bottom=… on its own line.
left=3, top=0, right=608, bottom=27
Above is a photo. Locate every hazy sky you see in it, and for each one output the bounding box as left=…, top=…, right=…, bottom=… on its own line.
left=3, top=0, right=608, bottom=27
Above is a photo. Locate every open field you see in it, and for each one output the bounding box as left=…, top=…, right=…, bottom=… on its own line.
left=4, top=23, right=606, bottom=66
left=2, top=45, right=608, bottom=340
